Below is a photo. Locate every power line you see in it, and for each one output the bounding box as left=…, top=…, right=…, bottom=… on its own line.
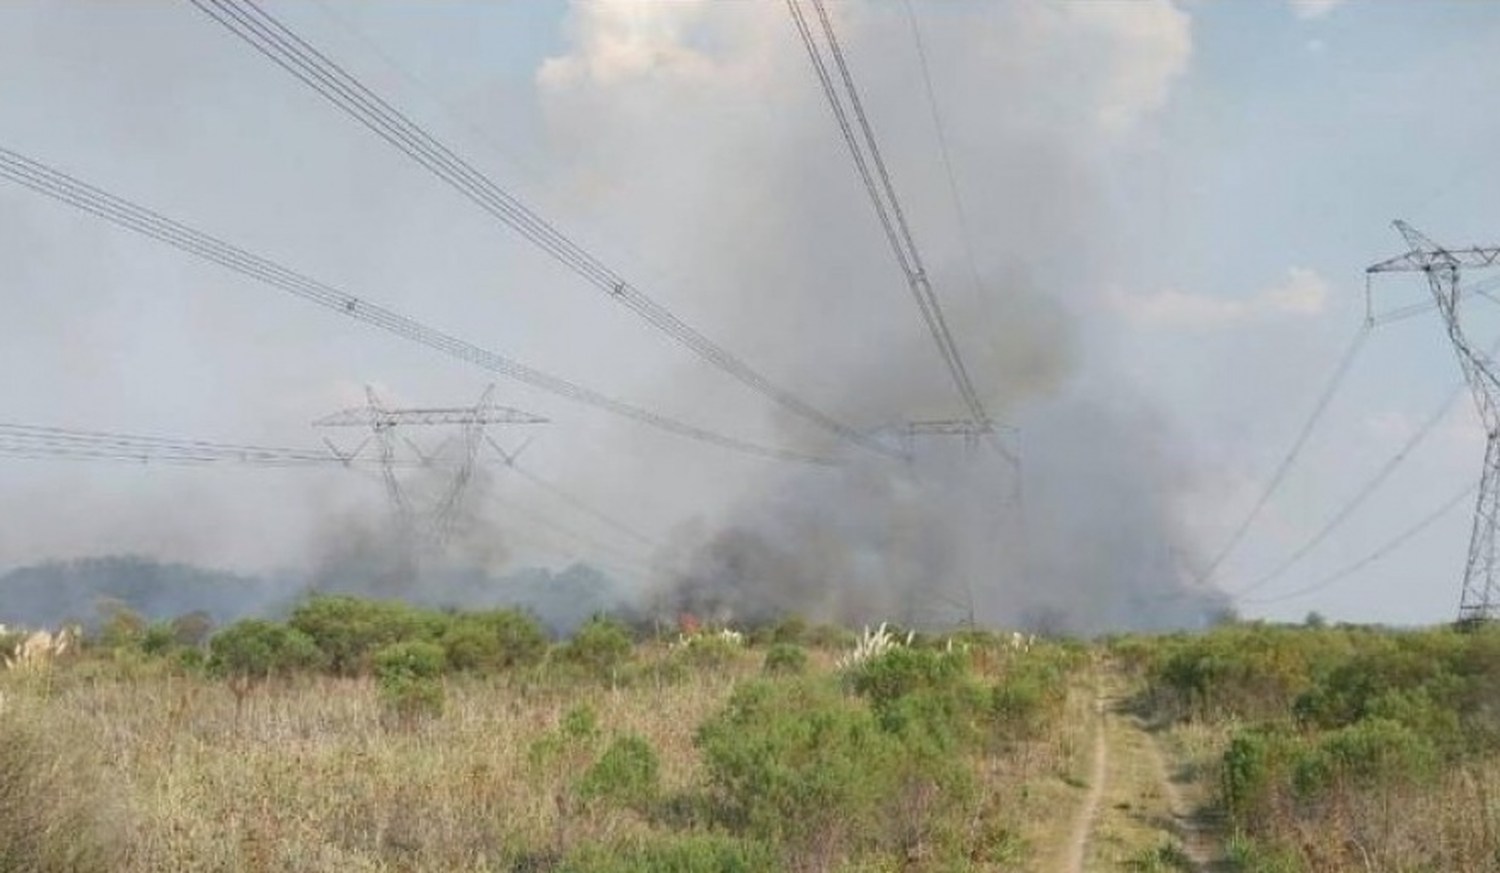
left=0, top=146, right=833, bottom=466
left=1243, top=482, right=1476, bottom=607
left=486, top=437, right=661, bottom=552
left=1229, top=372, right=1474, bottom=599
left=187, top=0, right=897, bottom=461
left=900, top=0, right=992, bottom=347
left=0, top=421, right=363, bottom=467
left=787, top=0, right=990, bottom=433
left=1193, top=321, right=1371, bottom=588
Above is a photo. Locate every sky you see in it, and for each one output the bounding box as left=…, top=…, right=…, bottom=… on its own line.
left=2, top=0, right=1499, bottom=629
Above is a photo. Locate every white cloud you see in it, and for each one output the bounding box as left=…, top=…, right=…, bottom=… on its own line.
left=1062, top=1, right=1193, bottom=136
left=1289, top=0, right=1346, bottom=21
left=1110, top=267, right=1331, bottom=329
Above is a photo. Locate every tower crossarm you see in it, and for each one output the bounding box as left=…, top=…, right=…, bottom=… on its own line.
left=314, top=406, right=548, bottom=428
left=1367, top=221, right=1500, bottom=274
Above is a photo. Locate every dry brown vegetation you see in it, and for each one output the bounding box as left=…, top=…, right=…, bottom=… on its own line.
left=0, top=612, right=1095, bottom=873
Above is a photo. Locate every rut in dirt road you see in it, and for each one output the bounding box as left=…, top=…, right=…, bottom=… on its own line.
left=1061, top=693, right=1108, bottom=873
left=1063, top=670, right=1224, bottom=872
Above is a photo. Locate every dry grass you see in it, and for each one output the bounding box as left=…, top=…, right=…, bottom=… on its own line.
left=0, top=642, right=1103, bottom=872
left=2, top=654, right=758, bottom=872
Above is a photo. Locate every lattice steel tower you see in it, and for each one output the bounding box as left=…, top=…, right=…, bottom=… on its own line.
left=1368, top=221, right=1500, bottom=622
left=315, top=385, right=547, bottom=549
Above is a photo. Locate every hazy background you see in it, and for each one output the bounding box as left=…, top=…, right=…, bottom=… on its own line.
left=2, top=0, right=1499, bottom=631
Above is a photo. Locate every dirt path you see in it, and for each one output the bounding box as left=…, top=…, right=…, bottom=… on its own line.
left=1060, top=667, right=1223, bottom=872
left=1061, top=693, right=1108, bottom=873
left=1140, top=725, right=1221, bottom=871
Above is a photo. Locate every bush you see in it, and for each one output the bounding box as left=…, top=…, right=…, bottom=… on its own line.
left=1291, top=718, right=1438, bottom=799
left=696, top=679, right=901, bottom=864
left=208, top=619, right=322, bottom=686
left=440, top=608, right=547, bottom=673
left=289, top=596, right=447, bottom=677
left=559, top=835, right=777, bottom=872
left=673, top=634, right=742, bottom=670
left=762, top=643, right=808, bottom=676
left=373, top=641, right=447, bottom=723
left=577, top=735, right=660, bottom=812
left=558, top=617, right=633, bottom=681
left=849, top=647, right=987, bottom=751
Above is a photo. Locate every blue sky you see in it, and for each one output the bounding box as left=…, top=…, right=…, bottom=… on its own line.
left=2, top=0, right=1499, bottom=629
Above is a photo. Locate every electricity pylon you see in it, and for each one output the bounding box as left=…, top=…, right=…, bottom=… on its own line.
left=315, top=385, right=547, bottom=548
left=1368, top=221, right=1500, bottom=623
left=869, top=418, right=1025, bottom=629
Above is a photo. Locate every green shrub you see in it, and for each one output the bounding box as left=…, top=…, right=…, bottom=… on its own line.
left=696, top=679, right=901, bottom=863
left=559, top=835, right=777, bottom=872
left=208, top=619, right=322, bottom=683
left=849, top=647, right=987, bottom=752
left=528, top=705, right=602, bottom=778
left=558, top=617, right=633, bottom=681
left=289, top=595, right=448, bottom=676
left=1222, top=728, right=1295, bottom=827
left=673, top=634, right=742, bottom=670
left=762, top=643, right=808, bottom=676
left=992, top=654, right=1069, bottom=744
left=440, top=608, right=547, bottom=673
left=1291, top=718, right=1438, bottom=799
left=373, top=640, right=447, bottom=722
left=577, top=734, right=660, bottom=812
left=848, top=646, right=966, bottom=712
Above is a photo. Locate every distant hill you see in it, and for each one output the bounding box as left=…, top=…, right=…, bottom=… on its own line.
left=0, top=555, right=302, bottom=629
left=0, top=555, right=635, bottom=635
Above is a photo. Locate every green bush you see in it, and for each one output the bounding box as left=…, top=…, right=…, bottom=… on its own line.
left=440, top=608, right=547, bottom=673
left=208, top=619, right=322, bottom=683
left=559, top=835, right=777, bottom=872
left=696, top=679, right=901, bottom=863
left=289, top=595, right=448, bottom=676
left=1222, top=728, right=1295, bottom=827
left=577, top=735, right=660, bottom=812
left=1291, top=718, right=1438, bottom=799
left=673, top=634, right=742, bottom=670
left=373, top=640, right=447, bottom=722
left=849, top=647, right=987, bottom=752
left=761, top=643, right=808, bottom=676
left=848, top=646, right=966, bottom=712
left=527, top=705, right=602, bottom=779
left=992, top=654, right=1069, bottom=744
left=558, top=617, right=633, bottom=681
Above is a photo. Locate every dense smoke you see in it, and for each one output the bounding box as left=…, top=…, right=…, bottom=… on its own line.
left=0, top=1, right=1234, bottom=635
left=538, top=1, right=1227, bottom=634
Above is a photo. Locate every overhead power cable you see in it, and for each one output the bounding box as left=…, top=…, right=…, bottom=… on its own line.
left=787, top=0, right=991, bottom=440
left=186, top=0, right=897, bottom=461
left=1242, top=482, right=1476, bottom=607
left=900, top=0, right=991, bottom=350
left=1230, top=367, right=1479, bottom=599
left=0, top=146, right=832, bottom=466
left=1192, top=321, right=1372, bottom=588
left=487, top=440, right=661, bottom=552
left=0, top=421, right=364, bottom=467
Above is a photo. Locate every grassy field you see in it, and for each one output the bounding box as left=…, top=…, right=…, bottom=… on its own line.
left=8, top=608, right=1500, bottom=871
left=0, top=607, right=1096, bottom=873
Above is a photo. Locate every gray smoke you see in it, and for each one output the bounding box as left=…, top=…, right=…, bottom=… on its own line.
left=531, top=1, right=1224, bottom=634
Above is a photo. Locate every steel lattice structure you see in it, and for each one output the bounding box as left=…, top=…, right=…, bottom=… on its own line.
left=315, top=386, right=546, bottom=549
left=1368, top=221, right=1500, bottom=623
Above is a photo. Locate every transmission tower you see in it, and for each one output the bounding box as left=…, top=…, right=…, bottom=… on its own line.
left=865, top=418, right=1026, bottom=629
left=1368, top=221, right=1500, bottom=623
left=315, top=385, right=546, bottom=548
